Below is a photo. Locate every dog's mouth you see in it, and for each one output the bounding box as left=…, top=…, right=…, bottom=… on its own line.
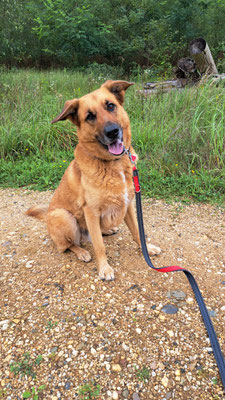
left=97, top=137, right=125, bottom=156
left=107, top=139, right=125, bottom=155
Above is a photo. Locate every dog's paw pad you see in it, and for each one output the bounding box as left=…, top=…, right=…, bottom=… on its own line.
left=98, top=264, right=115, bottom=281
left=147, top=242, right=161, bottom=256
left=77, top=249, right=92, bottom=263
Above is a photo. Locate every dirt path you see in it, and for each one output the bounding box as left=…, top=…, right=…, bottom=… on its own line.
left=0, top=188, right=224, bottom=399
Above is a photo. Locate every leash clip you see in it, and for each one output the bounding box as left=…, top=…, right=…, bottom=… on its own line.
left=126, top=148, right=137, bottom=167
left=126, top=148, right=140, bottom=193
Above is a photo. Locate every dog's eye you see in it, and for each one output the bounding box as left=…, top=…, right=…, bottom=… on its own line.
left=86, top=112, right=96, bottom=122
left=107, top=102, right=116, bottom=112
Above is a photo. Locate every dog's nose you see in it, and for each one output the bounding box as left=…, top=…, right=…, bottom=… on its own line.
left=104, top=123, right=121, bottom=140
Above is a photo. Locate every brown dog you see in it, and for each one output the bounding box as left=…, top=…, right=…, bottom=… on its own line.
left=26, top=80, right=161, bottom=280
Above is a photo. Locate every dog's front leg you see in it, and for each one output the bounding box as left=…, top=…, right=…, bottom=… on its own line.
left=124, top=203, right=161, bottom=255
left=83, top=205, right=115, bottom=280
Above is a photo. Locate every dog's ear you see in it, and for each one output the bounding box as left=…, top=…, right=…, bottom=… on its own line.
left=101, top=80, right=134, bottom=105
left=51, top=99, right=79, bottom=125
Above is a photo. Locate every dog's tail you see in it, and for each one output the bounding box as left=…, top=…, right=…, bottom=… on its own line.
left=26, top=205, right=48, bottom=222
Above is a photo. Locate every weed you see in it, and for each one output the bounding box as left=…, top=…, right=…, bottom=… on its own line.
left=45, top=320, right=58, bottom=331
left=10, top=353, right=43, bottom=379
left=22, top=385, right=46, bottom=399
left=136, top=366, right=150, bottom=383
left=78, top=383, right=101, bottom=399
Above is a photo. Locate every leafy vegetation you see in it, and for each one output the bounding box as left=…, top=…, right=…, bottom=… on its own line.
left=22, top=386, right=46, bottom=400
left=0, top=0, right=224, bottom=73
left=78, top=383, right=101, bottom=399
left=10, top=352, right=43, bottom=379
left=0, top=69, right=224, bottom=204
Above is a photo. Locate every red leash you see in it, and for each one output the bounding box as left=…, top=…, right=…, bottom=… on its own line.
left=127, top=149, right=225, bottom=390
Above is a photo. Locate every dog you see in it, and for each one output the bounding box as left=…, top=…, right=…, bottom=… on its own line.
left=26, top=80, right=161, bottom=280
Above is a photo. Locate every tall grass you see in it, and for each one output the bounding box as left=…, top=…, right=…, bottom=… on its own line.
left=0, top=69, right=224, bottom=203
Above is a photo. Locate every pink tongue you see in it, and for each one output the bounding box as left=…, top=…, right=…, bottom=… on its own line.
left=108, top=139, right=124, bottom=155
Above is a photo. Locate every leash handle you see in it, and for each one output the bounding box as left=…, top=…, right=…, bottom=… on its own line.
left=130, top=156, right=225, bottom=390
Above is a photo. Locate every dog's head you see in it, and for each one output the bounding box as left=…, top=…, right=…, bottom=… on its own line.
left=51, top=80, right=134, bottom=160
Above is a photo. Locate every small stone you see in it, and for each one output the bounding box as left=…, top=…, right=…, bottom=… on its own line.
left=91, top=285, right=95, bottom=290
left=64, top=381, right=71, bottom=390
left=159, top=315, right=166, bottom=321
left=150, top=361, right=157, bottom=370
left=12, top=318, right=20, bottom=324
left=122, top=389, right=129, bottom=398
left=171, top=290, right=186, bottom=300
left=162, top=376, right=169, bottom=388
left=91, top=347, right=97, bottom=356
left=161, top=304, right=178, bottom=314
left=25, top=260, right=34, bottom=268
left=122, top=343, right=129, bottom=352
left=112, top=391, right=118, bottom=399
left=136, top=328, right=142, bottom=334
left=42, top=302, right=49, bottom=307
left=132, top=393, right=140, bottom=400
left=221, top=281, right=225, bottom=285
left=0, top=320, right=9, bottom=330
left=167, top=330, right=174, bottom=338
left=2, top=241, right=12, bottom=247
left=165, top=392, right=172, bottom=400
left=186, top=297, right=194, bottom=304
left=112, top=364, right=122, bottom=372
left=50, top=347, right=58, bottom=353
left=175, top=369, right=181, bottom=376
left=207, top=309, right=216, bottom=318
left=76, top=342, right=86, bottom=351
left=220, top=306, right=225, bottom=311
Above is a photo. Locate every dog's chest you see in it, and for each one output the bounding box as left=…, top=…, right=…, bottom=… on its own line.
left=84, top=167, right=133, bottom=217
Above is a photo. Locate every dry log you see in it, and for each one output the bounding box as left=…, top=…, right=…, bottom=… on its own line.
left=189, top=38, right=218, bottom=75
left=174, top=57, right=201, bottom=84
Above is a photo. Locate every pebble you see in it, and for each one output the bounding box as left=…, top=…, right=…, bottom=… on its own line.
left=132, top=393, right=140, bottom=400
left=122, top=343, right=129, bottom=352
left=161, top=304, right=178, bottom=314
left=112, top=391, right=118, bottom=399
left=112, top=364, right=122, bottom=372
left=0, top=320, right=9, bottom=330
left=207, top=309, right=216, bottom=318
left=220, top=306, right=225, bottom=311
left=136, top=328, right=142, bottom=334
left=167, top=330, right=174, bottom=337
left=25, top=260, right=34, bottom=268
left=122, top=389, right=129, bottom=398
left=64, top=381, right=71, bottom=390
left=50, top=347, right=58, bottom=353
left=162, top=376, right=169, bottom=388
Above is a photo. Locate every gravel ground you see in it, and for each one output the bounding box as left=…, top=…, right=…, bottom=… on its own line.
left=0, top=188, right=225, bottom=400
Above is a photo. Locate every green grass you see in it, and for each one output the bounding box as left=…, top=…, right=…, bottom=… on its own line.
left=0, top=69, right=224, bottom=204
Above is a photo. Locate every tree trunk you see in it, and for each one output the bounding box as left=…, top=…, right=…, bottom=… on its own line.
left=189, top=38, right=218, bottom=75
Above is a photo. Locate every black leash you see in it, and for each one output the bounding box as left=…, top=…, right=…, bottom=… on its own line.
left=128, top=150, right=225, bottom=390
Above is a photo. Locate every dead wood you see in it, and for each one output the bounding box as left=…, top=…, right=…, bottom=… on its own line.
left=189, top=38, right=218, bottom=75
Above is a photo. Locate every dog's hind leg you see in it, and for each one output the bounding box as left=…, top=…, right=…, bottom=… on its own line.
left=47, top=208, right=91, bottom=262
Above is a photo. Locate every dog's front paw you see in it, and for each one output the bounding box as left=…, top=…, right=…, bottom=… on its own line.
left=98, top=263, right=115, bottom=281
left=146, top=239, right=161, bottom=256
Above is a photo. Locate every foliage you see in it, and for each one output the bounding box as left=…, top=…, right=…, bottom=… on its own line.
left=0, top=69, right=224, bottom=204
left=10, top=352, right=43, bottom=379
left=78, top=383, right=101, bottom=399
left=136, top=366, right=150, bottom=382
left=0, top=0, right=224, bottom=72
left=22, top=386, right=46, bottom=400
